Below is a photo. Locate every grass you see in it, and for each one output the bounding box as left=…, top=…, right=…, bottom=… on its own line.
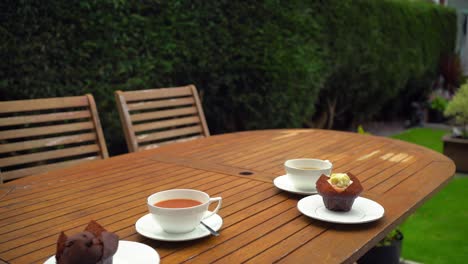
left=390, top=127, right=468, bottom=264
left=391, top=127, right=447, bottom=153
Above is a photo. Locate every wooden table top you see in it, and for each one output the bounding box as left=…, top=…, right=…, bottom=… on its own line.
left=0, top=129, right=455, bottom=264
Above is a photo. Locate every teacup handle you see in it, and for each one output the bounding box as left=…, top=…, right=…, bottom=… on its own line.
left=203, top=197, right=222, bottom=220
left=325, top=160, right=332, bottom=176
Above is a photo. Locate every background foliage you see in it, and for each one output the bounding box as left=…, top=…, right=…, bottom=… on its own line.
left=317, top=0, right=457, bottom=128
left=0, top=0, right=456, bottom=154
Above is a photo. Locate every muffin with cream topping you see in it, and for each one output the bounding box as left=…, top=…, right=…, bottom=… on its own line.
left=55, top=220, right=119, bottom=264
left=316, top=172, right=363, bottom=212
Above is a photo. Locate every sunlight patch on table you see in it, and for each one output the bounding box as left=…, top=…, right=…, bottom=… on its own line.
left=272, top=130, right=313, bottom=140
left=380, top=152, right=411, bottom=162
left=380, top=153, right=394, bottom=160
left=389, top=153, right=409, bottom=162
left=357, top=150, right=380, bottom=161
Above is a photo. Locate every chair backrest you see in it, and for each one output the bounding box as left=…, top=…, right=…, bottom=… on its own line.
left=0, top=94, right=108, bottom=183
left=115, top=85, right=210, bottom=152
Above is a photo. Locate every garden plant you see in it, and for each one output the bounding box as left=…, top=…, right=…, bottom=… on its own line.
left=444, top=82, right=468, bottom=138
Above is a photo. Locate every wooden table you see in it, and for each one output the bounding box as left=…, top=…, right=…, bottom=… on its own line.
left=0, top=129, right=455, bottom=263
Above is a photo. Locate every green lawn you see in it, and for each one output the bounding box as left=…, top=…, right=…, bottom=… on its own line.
left=390, top=128, right=468, bottom=264
left=391, top=127, right=447, bottom=153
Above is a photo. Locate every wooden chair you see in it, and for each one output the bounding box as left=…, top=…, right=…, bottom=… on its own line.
left=115, top=85, right=210, bottom=152
left=0, top=94, right=108, bottom=183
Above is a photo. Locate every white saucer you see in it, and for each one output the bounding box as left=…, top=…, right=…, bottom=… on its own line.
left=273, top=175, right=318, bottom=195
left=44, top=240, right=160, bottom=264
left=297, top=195, right=384, bottom=224
left=135, top=211, right=223, bottom=242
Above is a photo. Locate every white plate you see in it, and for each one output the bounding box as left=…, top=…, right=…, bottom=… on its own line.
left=135, top=211, right=222, bottom=242
left=273, top=175, right=318, bottom=195
left=44, top=240, right=159, bottom=264
left=297, top=195, right=384, bottom=224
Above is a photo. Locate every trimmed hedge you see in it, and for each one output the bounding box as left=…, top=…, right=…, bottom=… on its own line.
left=317, top=0, right=457, bottom=127
left=0, top=0, right=456, bottom=154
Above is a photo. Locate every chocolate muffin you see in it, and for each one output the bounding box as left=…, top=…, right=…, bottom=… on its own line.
left=316, top=172, right=363, bottom=212
left=56, top=221, right=119, bottom=264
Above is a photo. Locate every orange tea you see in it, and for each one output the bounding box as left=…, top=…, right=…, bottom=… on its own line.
left=154, top=199, right=202, bottom=208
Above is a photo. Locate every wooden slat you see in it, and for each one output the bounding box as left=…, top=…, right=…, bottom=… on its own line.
left=176, top=131, right=274, bottom=159
left=121, top=86, right=192, bottom=102
left=86, top=94, right=108, bottom=159
left=0, top=110, right=91, bottom=127
left=0, top=160, right=173, bottom=217
left=115, top=85, right=208, bottom=152
left=1, top=156, right=100, bottom=182
left=193, top=207, right=301, bottom=263
left=127, top=97, right=195, bottom=111
left=130, top=106, right=198, bottom=122
left=245, top=219, right=327, bottom=264
left=115, top=91, right=138, bottom=152
left=133, top=116, right=200, bottom=133
left=0, top=133, right=96, bottom=154
left=0, top=122, right=93, bottom=140
left=190, top=84, right=210, bottom=137
left=0, top=144, right=99, bottom=167
left=0, top=96, right=89, bottom=114
left=0, top=95, right=107, bottom=183
left=0, top=158, right=156, bottom=206
left=136, top=125, right=203, bottom=143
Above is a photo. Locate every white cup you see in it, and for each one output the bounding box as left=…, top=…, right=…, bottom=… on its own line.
left=147, top=189, right=222, bottom=234
left=284, top=159, right=332, bottom=190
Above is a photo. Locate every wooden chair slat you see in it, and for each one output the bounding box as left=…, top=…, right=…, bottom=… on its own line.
left=130, top=106, right=198, bottom=122
left=0, top=156, right=99, bottom=183
left=127, top=97, right=195, bottom=111
left=0, top=94, right=108, bottom=182
left=121, top=86, right=192, bottom=102
left=0, top=133, right=96, bottom=154
left=0, top=122, right=94, bottom=140
left=0, top=144, right=100, bottom=167
left=133, top=116, right=201, bottom=133
left=191, top=87, right=210, bottom=138
left=86, top=94, right=108, bottom=158
left=115, top=85, right=209, bottom=152
left=115, top=91, right=138, bottom=152
left=137, top=125, right=203, bottom=144
left=0, top=96, right=89, bottom=114
left=0, top=110, right=91, bottom=127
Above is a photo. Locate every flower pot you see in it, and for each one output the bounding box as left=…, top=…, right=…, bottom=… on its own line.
left=358, top=230, right=403, bottom=264
left=443, top=135, right=468, bottom=173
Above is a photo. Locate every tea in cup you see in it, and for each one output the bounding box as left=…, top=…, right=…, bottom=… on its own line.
left=284, top=159, right=332, bottom=190
left=147, top=189, right=222, bottom=234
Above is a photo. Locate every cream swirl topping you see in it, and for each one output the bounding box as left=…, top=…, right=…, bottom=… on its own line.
left=328, top=173, right=352, bottom=188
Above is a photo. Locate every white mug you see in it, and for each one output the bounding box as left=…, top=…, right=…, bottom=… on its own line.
left=147, top=189, right=222, bottom=234
left=284, top=159, right=332, bottom=190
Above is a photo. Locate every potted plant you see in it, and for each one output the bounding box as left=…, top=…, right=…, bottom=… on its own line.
left=428, top=95, right=449, bottom=122
left=443, top=82, right=468, bottom=172
left=358, top=229, right=403, bottom=264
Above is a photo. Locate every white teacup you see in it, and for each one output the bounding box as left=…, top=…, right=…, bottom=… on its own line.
left=284, top=159, right=332, bottom=190
left=147, top=189, right=222, bottom=234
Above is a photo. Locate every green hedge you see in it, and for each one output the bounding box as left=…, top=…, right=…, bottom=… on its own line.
left=0, top=0, right=456, bottom=154
left=317, top=0, right=457, bottom=127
